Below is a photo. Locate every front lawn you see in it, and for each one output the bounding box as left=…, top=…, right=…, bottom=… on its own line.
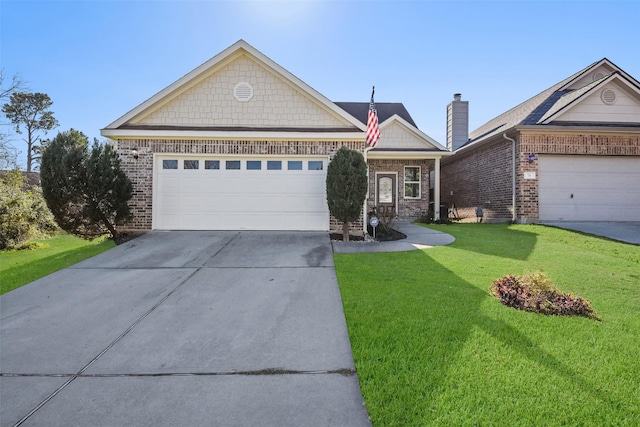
left=0, top=234, right=115, bottom=295
left=335, top=224, right=640, bottom=426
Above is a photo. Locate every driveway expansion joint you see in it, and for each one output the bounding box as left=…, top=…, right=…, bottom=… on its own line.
left=11, top=267, right=203, bottom=427
left=2, top=369, right=357, bottom=378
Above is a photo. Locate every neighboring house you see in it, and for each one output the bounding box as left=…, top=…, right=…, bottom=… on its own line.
left=0, top=171, right=40, bottom=187
left=441, top=58, right=640, bottom=222
left=101, top=40, right=451, bottom=233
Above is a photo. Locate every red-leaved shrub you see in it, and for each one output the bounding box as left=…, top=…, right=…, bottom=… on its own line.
left=491, top=272, right=601, bottom=321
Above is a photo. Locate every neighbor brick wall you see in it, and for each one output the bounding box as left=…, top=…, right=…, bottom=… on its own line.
left=441, top=138, right=514, bottom=221
left=116, top=138, right=365, bottom=232
left=441, top=130, right=640, bottom=222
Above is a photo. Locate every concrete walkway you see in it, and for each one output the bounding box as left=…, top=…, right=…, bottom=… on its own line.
left=1, top=231, right=371, bottom=427
left=538, top=221, right=640, bottom=245
left=332, top=222, right=455, bottom=254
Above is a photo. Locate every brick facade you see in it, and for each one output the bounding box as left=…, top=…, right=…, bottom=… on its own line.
left=366, top=159, right=434, bottom=220
left=441, top=130, right=640, bottom=222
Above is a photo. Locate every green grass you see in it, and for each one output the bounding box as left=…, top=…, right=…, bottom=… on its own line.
left=0, top=234, right=115, bottom=295
left=335, top=224, right=640, bottom=426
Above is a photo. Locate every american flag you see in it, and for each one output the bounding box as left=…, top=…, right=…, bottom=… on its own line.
left=366, top=86, right=380, bottom=148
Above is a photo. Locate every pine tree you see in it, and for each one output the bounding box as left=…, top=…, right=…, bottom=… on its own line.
left=326, top=146, right=368, bottom=241
left=41, top=129, right=132, bottom=243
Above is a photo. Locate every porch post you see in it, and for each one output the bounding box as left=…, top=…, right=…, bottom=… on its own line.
left=434, top=157, right=441, bottom=221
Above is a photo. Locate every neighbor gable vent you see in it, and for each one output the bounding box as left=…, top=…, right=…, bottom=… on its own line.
left=592, top=71, right=605, bottom=81
left=601, top=88, right=616, bottom=104
left=234, top=82, right=254, bottom=102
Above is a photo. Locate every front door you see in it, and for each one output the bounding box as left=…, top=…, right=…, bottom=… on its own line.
left=376, top=173, right=397, bottom=216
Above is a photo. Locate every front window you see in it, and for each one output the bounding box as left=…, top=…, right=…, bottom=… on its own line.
left=404, top=166, right=421, bottom=199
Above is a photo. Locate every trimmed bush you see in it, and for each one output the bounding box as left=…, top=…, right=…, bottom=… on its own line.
left=492, top=271, right=601, bottom=321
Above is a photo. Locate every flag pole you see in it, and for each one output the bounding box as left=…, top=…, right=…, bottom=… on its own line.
left=364, top=85, right=376, bottom=236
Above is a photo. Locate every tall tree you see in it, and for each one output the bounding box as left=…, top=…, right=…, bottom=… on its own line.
left=326, top=146, right=368, bottom=241
left=0, top=69, right=28, bottom=170
left=40, top=129, right=133, bottom=244
left=2, top=92, right=58, bottom=172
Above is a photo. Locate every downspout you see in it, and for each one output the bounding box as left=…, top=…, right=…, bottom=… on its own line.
left=503, top=133, right=517, bottom=223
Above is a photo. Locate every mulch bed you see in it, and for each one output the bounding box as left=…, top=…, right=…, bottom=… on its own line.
left=330, top=228, right=406, bottom=242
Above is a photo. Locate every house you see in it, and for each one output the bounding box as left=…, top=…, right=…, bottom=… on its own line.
left=101, top=40, right=451, bottom=233
left=441, top=58, right=640, bottom=223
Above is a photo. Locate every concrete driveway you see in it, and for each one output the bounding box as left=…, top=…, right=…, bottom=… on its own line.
left=0, top=231, right=371, bottom=426
left=538, top=221, right=640, bottom=245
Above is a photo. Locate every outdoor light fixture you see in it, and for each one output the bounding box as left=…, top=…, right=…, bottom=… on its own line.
left=528, top=153, right=536, bottom=163
left=132, top=147, right=139, bottom=160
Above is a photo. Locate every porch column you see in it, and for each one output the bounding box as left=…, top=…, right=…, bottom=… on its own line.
left=434, top=157, right=441, bottom=221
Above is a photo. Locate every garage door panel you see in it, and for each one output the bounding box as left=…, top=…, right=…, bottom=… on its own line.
left=154, top=156, right=329, bottom=230
left=538, top=155, right=640, bottom=221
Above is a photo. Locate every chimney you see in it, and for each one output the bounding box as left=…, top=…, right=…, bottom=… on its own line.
left=446, top=93, right=469, bottom=151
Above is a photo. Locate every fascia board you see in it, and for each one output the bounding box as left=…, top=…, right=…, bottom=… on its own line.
left=558, top=58, right=612, bottom=91
left=244, top=44, right=367, bottom=131
left=367, top=151, right=454, bottom=160
left=106, top=41, right=248, bottom=129
left=100, top=128, right=365, bottom=141
left=379, top=114, right=448, bottom=151
left=106, top=40, right=366, bottom=131
left=515, top=124, right=640, bottom=133
left=541, top=73, right=640, bottom=124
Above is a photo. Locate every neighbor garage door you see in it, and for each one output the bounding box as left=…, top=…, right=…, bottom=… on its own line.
left=153, top=155, right=329, bottom=230
left=538, top=155, right=640, bottom=221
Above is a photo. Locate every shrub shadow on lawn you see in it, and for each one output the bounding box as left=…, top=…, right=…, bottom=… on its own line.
left=341, top=249, right=613, bottom=424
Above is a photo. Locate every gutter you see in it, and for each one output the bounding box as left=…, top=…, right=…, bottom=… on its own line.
left=502, top=133, right=517, bottom=223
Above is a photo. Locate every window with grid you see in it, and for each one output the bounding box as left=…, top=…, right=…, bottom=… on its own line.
left=404, top=166, right=421, bottom=199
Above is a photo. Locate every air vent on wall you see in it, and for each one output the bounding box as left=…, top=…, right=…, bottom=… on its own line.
left=601, top=88, right=616, bottom=104
left=234, top=82, right=253, bottom=102
left=592, top=71, right=605, bottom=81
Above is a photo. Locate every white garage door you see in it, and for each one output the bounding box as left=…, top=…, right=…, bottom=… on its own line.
left=153, top=156, right=329, bottom=230
left=538, top=155, right=640, bottom=221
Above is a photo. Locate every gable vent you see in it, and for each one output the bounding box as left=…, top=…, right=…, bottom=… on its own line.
left=601, top=88, right=616, bottom=104
left=234, top=82, right=254, bottom=102
left=592, top=71, right=605, bottom=81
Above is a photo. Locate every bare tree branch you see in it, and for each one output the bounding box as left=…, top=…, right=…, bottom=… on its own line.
left=0, top=69, right=29, bottom=102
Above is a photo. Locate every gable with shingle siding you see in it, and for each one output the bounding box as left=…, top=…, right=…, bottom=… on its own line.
left=132, top=55, right=352, bottom=129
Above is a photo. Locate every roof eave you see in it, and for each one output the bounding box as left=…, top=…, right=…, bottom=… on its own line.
left=367, top=150, right=454, bottom=160
left=515, top=124, right=640, bottom=133
left=100, top=128, right=366, bottom=141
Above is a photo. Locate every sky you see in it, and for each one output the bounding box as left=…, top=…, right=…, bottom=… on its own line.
left=2, top=0, right=639, bottom=169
